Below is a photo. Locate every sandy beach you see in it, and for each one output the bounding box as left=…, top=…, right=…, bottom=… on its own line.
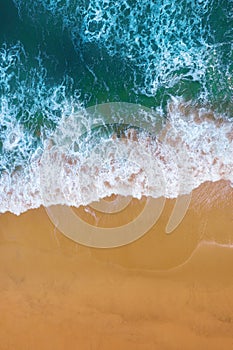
left=0, top=180, right=233, bottom=350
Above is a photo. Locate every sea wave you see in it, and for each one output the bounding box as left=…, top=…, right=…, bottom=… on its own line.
left=0, top=100, right=232, bottom=215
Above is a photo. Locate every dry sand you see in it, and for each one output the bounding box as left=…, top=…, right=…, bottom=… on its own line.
left=0, top=180, right=233, bottom=350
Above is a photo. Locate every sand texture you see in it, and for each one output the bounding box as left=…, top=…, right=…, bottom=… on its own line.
left=0, top=180, right=233, bottom=350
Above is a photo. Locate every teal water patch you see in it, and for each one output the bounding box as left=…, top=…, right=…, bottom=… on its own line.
left=11, top=0, right=233, bottom=108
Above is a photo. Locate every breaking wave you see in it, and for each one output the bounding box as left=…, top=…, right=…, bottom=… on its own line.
left=1, top=98, right=232, bottom=215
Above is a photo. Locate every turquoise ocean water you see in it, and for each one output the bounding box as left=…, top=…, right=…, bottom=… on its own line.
left=0, top=0, right=232, bottom=214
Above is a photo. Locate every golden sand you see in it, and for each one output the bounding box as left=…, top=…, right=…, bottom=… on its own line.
left=0, top=180, right=233, bottom=349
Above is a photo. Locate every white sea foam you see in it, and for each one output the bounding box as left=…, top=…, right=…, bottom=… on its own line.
left=0, top=42, right=82, bottom=173
left=0, top=100, right=232, bottom=215
left=12, top=0, right=233, bottom=110
left=12, top=0, right=220, bottom=97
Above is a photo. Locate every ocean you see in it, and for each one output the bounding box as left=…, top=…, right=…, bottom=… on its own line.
left=0, top=0, right=232, bottom=215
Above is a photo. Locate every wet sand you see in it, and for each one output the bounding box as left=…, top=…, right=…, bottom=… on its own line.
left=0, top=180, right=233, bottom=350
